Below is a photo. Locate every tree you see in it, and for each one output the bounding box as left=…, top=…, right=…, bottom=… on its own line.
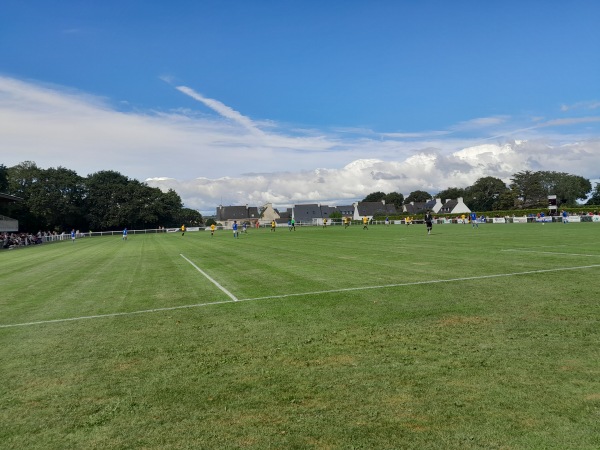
left=329, top=210, right=342, bottom=219
left=155, top=189, right=184, bottom=227
left=85, top=171, right=185, bottom=230
left=405, top=190, right=431, bottom=203
left=435, top=187, right=465, bottom=201
left=176, top=208, right=203, bottom=226
left=464, top=177, right=508, bottom=211
left=0, top=164, right=8, bottom=192
left=540, top=171, right=591, bottom=206
left=85, top=170, right=131, bottom=230
left=29, top=166, right=86, bottom=230
left=362, top=191, right=386, bottom=202
left=6, top=161, right=44, bottom=230
left=510, top=171, right=546, bottom=208
left=384, top=192, right=404, bottom=209
left=496, top=189, right=519, bottom=210
left=586, top=182, right=600, bottom=205
left=510, top=170, right=591, bottom=209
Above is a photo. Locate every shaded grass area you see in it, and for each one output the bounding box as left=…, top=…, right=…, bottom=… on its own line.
left=1, top=224, right=600, bottom=449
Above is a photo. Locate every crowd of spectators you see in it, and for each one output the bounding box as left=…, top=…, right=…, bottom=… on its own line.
left=1, top=231, right=76, bottom=249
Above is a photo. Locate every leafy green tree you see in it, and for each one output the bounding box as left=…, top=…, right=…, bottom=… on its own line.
left=362, top=191, right=386, bottom=202
left=496, top=189, right=519, bottom=210
left=0, top=164, right=8, bottom=192
left=540, top=171, right=591, bottom=206
left=176, top=208, right=203, bottom=226
left=510, top=171, right=546, bottom=208
left=85, top=171, right=185, bottom=230
left=31, top=167, right=86, bottom=230
left=384, top=192, right=404, bottom=209
left=586, top=182, right=600, bottom=205
left=6, top=161, right=44, bottom=230
left=435, top=187, right=465, bottom=201
left=85, top=170, right=131, bottom=230
left=329, top=210, right=342, bottom=219
left=464, top=177, right=508, bottom=211
left=155, top=189, right=184, bottom=227
left=405, top=190, right=431, bottom=203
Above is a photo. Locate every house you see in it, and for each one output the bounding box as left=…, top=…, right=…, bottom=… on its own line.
left=336, top=205, right=355, bottom=218
left=320, top=206, right=337, bottom=220
left=292, top=204, right=325, bottom=225
left=354, top=200, right=397, bottom=220
left=429, top=198, right=444, bottom=213
left=403, top=202, right=426, bottom=215
left=260, top=203, right=282, bottom=224
left=216, top=204, right=260, bottom=228
left=438, top=197, right=471, bottom=215
left=403, top=198, right=445, bottom=215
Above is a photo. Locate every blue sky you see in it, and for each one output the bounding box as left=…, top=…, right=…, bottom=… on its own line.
left=1, top=1, right=599, bottom=212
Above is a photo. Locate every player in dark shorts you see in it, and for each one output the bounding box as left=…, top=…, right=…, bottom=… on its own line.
left=424, top=211, right=433, bottom=235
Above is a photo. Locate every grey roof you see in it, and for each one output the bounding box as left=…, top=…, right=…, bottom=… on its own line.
left=357, top=201, right=397, bottom=216
left=404, top=202, right=428, bottom=214
left=320, top=206, right=337, bottom=217
left=216, top=205, right=260, bottom=220
left=439, top=200, right=458, bottom=213
left=336, top=205, right=355, bottom=215
left=424, top=199, right=437, bottom=210
left=293, top=204, right=323, bottom=221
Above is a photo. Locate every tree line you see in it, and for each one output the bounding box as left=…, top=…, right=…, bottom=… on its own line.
left=362, top=171, right=599, bottom=211
left=0, top=161, right=202, bottom=232
left=2, top=161, right=599, bottom=232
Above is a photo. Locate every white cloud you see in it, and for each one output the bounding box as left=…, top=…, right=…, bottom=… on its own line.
left=2, top=75, right=599, bottom=213
left=560, top=100, right=600, bottom=112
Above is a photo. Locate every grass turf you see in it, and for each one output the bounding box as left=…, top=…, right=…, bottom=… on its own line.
left=1, top=222, right=599, bottom=449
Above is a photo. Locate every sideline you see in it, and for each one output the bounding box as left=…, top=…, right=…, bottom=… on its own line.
left=2, top=263, right=599, bottom=329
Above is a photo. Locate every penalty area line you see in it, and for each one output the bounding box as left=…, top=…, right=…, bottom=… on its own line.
left=180, top=254, right=239, bottom=302
left=2, top=263, right=599, bottom=329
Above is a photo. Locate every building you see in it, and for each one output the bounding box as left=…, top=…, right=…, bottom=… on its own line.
left=438, top=197, right=471, bottom=215
left=354, top=200, right=397, bottom=220
left=260, top=203, right=282, bottom=224
left=0, top=193, right=22, bottom=232
left=292, top=204, right=325, bottom=225
left=215, top=204, right=260, bottom=228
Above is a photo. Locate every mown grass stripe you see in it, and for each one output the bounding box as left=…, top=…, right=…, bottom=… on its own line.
left=2, top=263, right=599, bottom=329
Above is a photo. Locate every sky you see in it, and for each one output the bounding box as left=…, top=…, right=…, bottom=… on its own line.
left=1, top=0, right=599, bottom=214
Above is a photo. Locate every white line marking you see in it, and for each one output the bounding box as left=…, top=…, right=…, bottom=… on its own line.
left=2, top=263, right=599, bottom=329
left=502, top=249, right=600, bottom=257
left=238, top=264, right=600, bottom=301
left=180, top=254, right=239, bottom=302
left=0, top=301, right=235, bottom=329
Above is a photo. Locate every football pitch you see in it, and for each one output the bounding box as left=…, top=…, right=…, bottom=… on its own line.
left=1, top=223, right=599, bottom=449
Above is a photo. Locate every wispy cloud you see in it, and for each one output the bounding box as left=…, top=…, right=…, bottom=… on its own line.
left=561, top=100, right=600, bottom=112
left=175, top=85, right=265, bottom=136
left=452, top=116, right=509, bottom=131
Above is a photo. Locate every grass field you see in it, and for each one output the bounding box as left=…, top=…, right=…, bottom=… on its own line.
left=1, top=222, right=599, bottom=449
